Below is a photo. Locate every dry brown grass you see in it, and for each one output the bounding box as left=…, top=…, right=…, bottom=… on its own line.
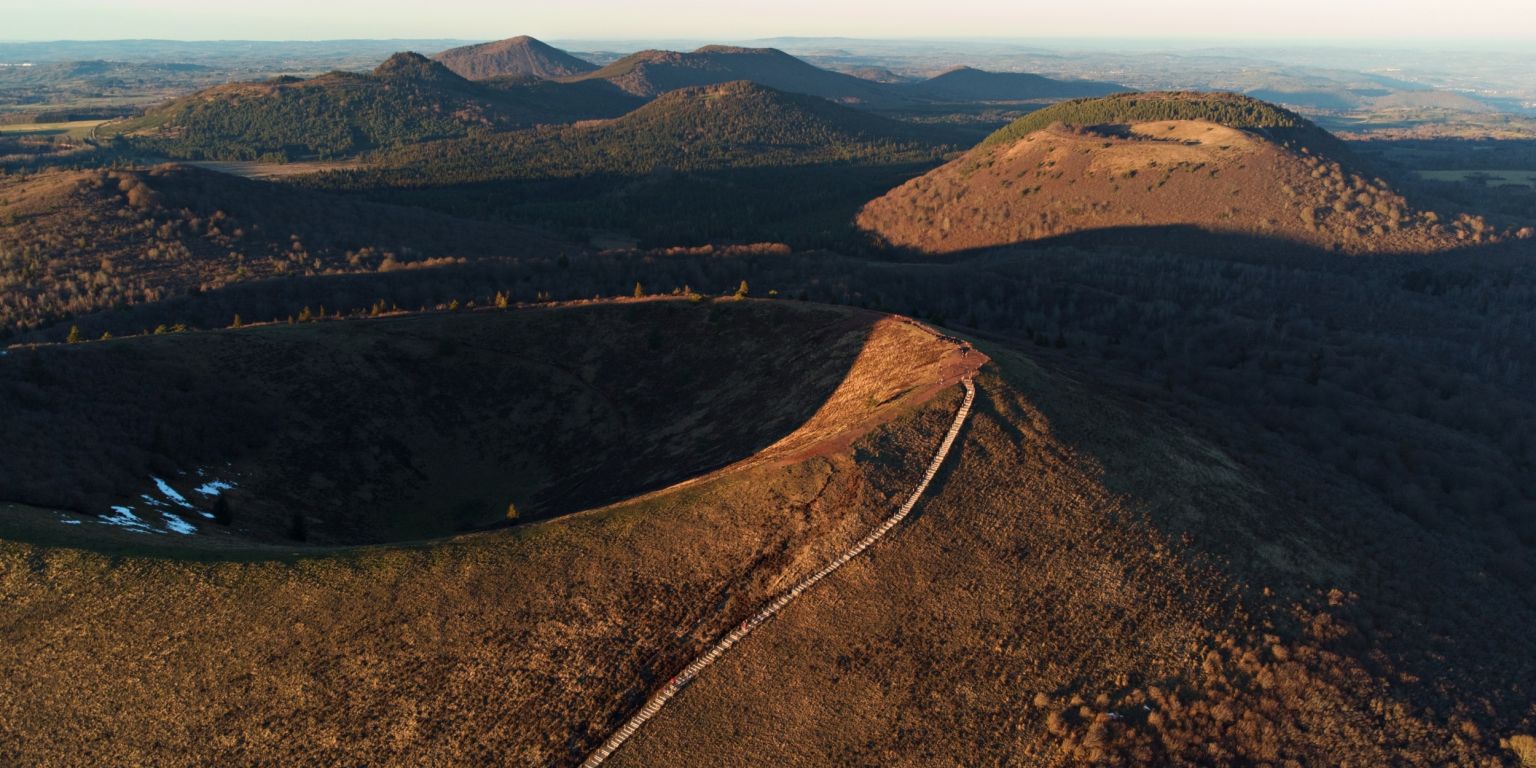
left=603, top=346, right=1506, bottom=767
left=0, top=302, right=975, bottom=766
left=0, top=314, right=1519, bottom=767
left=857, top=120, right=1489, bottom=254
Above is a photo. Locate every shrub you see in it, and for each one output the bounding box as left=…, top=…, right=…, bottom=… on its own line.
left=1507, top=734, right=1536, bottom=768
left=211, top=495, right=232, bottom=526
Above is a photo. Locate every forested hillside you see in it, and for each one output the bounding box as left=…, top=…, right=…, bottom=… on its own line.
left=335, top=81, right=948, bottom=184
left=567, top=46, right=912, bottom=107
left=108, top=53, right=633, bottom=161
left=979, top=91, right=1330, bottom=149
left=0, top=165, right=562, bottom=335
left=303, top=82, right=958, bottom=247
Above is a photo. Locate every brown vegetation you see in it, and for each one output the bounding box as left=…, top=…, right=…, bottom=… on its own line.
left=858, top=97, right=1503, bottom=254
left=606, top=348, right=1525, bottom=767
left=431, top=35, right=598, bottom=80
left=0, top=303, right=1530, bottom=765
left=0, top=302, right=973, bottom=766
left=0, top=164, right=563, bottom=335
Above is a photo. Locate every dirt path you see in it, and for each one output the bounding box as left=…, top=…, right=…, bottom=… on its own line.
left=580, top=376, right=977, bottom=767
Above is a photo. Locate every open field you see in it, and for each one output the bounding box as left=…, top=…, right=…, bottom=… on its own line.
left=182, top=159, right=366, bottom=179
left=0, top=119, right=105, bottom=138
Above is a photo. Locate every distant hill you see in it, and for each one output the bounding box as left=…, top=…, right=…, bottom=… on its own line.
left=308, top=80, right=959, bottom=248
left=903, top=66, right=1126, bottom=102
left=842, top=66, right=916, bottom=84
left=109, top=52, right=633, bottom=161
left=431, top=35, right=598, bottom=80
left=567, top=46, right=911, bottom=107
left=1369, top=89, right=1497, bottom=112
left=341, top=80, right=951, bottom=185
left=859, top=91, right=1493, bottom=254
left=1244, top=86, right=1497, bottom=114
left=0, top=165, right=564, bottom=335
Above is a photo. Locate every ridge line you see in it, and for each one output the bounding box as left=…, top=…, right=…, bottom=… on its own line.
left=579, top=375, right=977, bottom=767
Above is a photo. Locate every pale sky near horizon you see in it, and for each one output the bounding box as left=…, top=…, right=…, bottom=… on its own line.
left=6, top=0, right=1535, bottom=42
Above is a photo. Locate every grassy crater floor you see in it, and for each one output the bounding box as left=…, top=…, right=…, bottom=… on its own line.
left=0, top=299, right=965, bottom=545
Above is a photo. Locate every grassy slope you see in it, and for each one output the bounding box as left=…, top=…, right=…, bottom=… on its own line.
left=858, top=92, right=1494, bottom=254
left=0, top=322, right=1525, bottom=765
left=609, top=345, right=1505, bottom=766
left=0, top=306, right=968, bottom=767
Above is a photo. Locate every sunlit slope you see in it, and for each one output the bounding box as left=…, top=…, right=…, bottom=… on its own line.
left=0, top=303, right=977, bottom=767
left=0, top=318, right=1526, bottom=766
left=607, top=345, right=1527, bottom=766
left=858, top=91, right=1497, bottom=254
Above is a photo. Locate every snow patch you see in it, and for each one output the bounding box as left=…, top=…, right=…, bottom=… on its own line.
left=160, top=513, right=197, bottom=535
left=193, top=479, right=236, bottom=497
left=152, top=476, right=196, bottom=509
left=100, top=506, right=157, bottom=534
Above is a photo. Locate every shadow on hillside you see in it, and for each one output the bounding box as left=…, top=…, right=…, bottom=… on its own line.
left=0, top=301, right=883, bottom=552
left=875, top=221, right=1533, bottom=268
left=922, top=225, right=1536, bottom=730
left=321, top=159, right=945, bottom=251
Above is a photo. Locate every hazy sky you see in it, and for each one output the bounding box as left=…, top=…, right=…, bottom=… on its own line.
left=8, top=0, right=1536, bottom=42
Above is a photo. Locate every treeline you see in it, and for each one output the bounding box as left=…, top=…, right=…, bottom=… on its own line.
left=981, top=91, right=1316, bottom=148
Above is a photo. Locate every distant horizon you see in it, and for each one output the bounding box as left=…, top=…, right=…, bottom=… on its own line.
left=9, top=0, right=1536, bottom=44
left=2, top=34, right=1533, bottom=51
